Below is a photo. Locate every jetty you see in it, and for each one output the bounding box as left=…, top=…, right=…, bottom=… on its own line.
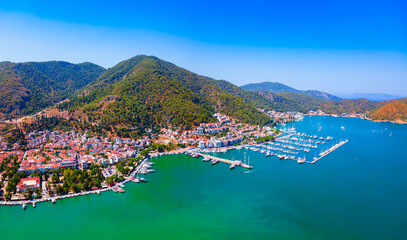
left=310, top=140, right=348, bottom=163
left=194, top=153, right=252, bottom=169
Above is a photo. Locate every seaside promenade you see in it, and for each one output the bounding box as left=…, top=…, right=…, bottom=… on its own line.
left=0, top=158, right=149, bottom=207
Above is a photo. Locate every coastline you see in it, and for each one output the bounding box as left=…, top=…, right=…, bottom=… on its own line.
left=0, top=158, right=149, bottom=207
left=305, top=114, right=407, bottom=125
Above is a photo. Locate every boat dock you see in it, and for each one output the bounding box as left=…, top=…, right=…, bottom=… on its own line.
left=310, top=140, right=349, bottom=163
left=195, top=153, right=252, bottom=169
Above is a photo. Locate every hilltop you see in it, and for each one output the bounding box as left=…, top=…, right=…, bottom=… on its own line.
left=57, top=55, right=272, bottom=136
left=0, top=61, right=105, bottom=118
left=369, top=99, right=407, bottom=123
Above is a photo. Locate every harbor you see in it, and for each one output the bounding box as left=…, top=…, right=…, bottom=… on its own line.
left=234, top=127, right=348, bottom=164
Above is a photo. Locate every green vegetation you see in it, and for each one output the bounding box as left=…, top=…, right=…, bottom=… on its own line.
left=59, top=56, right=272, bottom=133
left=255, top=135, right=274, bottom=143
left=323, top=99, right=387, bottom=114
left=212, top=79, right=392, bottom=116
left=1, top=154, right=25, bottom=201
left=54, top=165, right=103, bottom=195
left=0, top=61, right=105, bottom=118
left=209, top=79, right=323, bottom=113
left=241, top=81, right=342, bottom=101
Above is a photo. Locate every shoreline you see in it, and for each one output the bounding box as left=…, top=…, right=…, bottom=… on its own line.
left=0, top=158, right=149, bottom=207
left=305, top=114, right=406, bottom=125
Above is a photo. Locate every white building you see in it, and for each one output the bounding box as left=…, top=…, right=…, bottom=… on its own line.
left=199, top=141, right=206, bottom=149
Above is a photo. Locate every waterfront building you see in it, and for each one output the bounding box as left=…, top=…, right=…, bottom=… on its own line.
left=17, top=177, right=40, bottom=192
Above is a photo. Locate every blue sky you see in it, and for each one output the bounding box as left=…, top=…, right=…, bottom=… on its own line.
left=0, top=0, right=406, bottom=96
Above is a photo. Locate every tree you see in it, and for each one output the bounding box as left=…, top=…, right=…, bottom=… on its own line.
left=4, top=192, right=11, bottom=201
left=51, top=175, right=59, bottom=183
left=140, top=149, right=149, bottom=156
left=25, top=188, right=34, bottom=199
left=35, top=188, right=42, bottom=198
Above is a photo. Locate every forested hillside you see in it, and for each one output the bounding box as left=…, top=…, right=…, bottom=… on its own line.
left=241, top=81, right=342, bottom=101
left=58, top=55, right=272, bottom=134
left=0, top=61, right=105, bottom=118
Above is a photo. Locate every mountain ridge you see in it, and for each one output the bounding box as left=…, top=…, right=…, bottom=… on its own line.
left=0, top=61, right=105, bottom=118
left=57, top=55, right=272, bottom=136
left=241, top=81, right=342, bottom=101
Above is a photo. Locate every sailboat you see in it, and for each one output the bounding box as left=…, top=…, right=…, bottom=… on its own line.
left=241, top=155, right=253, bottom=169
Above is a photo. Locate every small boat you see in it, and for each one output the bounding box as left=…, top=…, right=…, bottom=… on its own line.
left=211, top=160, right=219, bottom=165
left=52, top=198, right=56, bottom=204
left=241, top=163, right=253, bottom=169
left=230, top=164, right=236, bottom=169
left=138, top=177, right=147, bottom=182
left=33, top=202, right=36, bottom=208
left=202, top=158, right=210, bottom=162
left=22, top=203, right=26, bottom=210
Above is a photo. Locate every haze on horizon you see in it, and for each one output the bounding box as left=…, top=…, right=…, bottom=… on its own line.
left=0, top=0, right=406, bottom=96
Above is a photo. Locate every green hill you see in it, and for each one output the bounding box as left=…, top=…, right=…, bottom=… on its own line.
left=60, top=55, right=272, bottom=132
left=0, top=61, right=105, bottom=118
left=241, top=81, right=342, bottom=101
left=209, top=79, right=325, bottom=113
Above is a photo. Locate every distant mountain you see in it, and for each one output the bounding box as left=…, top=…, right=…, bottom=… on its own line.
left=369, top=99, right=407, bottom=123
left=0, top=61, right=105, bottom=118
left=209, top=80, right=324, bottom=113
left=215, top=80, right=390, bottom=116
left=241, top=82, right=342, bottom=101
left=340, top=93, right=403, bottom=101
left=60, top=55, right=272, bottom=134
left=323, top=98, right=387, bottom=115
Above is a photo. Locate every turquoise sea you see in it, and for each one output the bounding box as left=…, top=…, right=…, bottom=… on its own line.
left=1, top=116, right=407, bottom=240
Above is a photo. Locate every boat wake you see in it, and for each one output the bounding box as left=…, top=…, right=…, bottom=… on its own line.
left=244, top=170, right=255, bottom=174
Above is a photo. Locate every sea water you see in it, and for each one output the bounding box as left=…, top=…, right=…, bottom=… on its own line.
left=0, top=116, right=406, bottom=240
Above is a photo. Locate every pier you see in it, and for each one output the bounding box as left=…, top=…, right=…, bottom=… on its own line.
left=310, top=140, right=348, bottom=163
left=195, top=153, right=252, bottom=169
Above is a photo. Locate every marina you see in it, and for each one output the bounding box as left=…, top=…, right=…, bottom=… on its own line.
left=1, top=116, right=406, bottom=240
